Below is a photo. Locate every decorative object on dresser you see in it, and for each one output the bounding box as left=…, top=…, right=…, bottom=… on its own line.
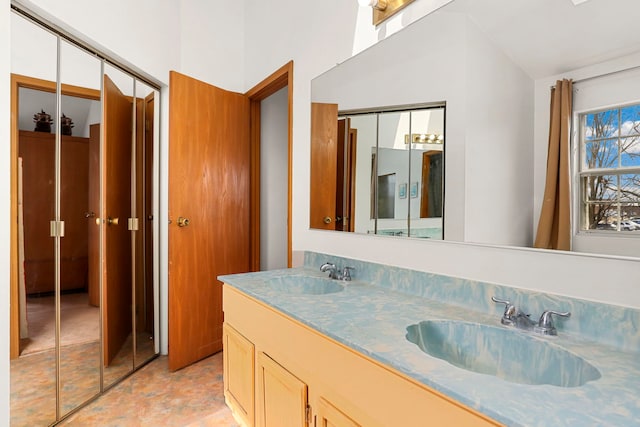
left=33, top=109, right=52, bottom=132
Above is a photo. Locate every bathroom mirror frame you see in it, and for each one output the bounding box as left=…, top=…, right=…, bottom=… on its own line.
left=310, top=0, right=640, bottom=258
left=9, top=4, right=161, bottom=423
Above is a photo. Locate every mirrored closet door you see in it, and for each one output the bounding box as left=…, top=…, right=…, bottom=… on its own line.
left=9, top=7, right=160, bottom=425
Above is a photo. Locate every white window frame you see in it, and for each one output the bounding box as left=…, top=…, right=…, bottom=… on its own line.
left=575, top=103, right=640, bottom=236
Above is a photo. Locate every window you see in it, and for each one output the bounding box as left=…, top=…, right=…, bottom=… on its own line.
left=578, top=104, right=640, bottom=232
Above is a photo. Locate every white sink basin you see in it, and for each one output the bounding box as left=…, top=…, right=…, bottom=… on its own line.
left=406, top=320, right=601, bottom=387
left=266, top=275, right=344, bottom=295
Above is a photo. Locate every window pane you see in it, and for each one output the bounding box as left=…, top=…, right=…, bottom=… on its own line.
left=585, top=110, right=618, bottom=141
left=620, top=174, right=640, bottom=202
left=623, top=204, right=640, bottom=227
left=616, top=209, right=640, bottom=231
left=585, top=139, right=617, bottom=169
left=620, top=105, right=640, bottom=136
left=584, top=203, right=617, bottom=230
left=620, top=136, right=640, bottom=167
left=582, top=175, right=617, bottom=201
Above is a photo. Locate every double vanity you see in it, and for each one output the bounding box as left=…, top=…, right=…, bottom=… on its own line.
left=219, top=252, right=640, bottom=426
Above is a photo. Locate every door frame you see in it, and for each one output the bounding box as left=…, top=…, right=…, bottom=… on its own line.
left=9, top=73, right=100, bottom=359
left=245, top=61, right=294, bottom=270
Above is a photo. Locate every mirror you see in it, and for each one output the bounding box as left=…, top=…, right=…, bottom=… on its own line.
left=310, top=0, right=640, bottom=255
left=102, top=63, right=135, bottom=386
left=319, top=107, right=445, bottom=237
left=10, top=8, right=160, bottom=424
left=10, top=12, right=58, bottom=426
left=133, top=79, right=158, bottom=369
left=58, top=38, right=102, bottom=417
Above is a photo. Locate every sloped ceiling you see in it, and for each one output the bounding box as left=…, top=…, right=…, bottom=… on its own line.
left=442, top=0, right=640, bottom=79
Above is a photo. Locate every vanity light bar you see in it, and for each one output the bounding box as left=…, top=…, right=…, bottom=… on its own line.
left=359, top=0, right=417, bottom=26
left=404, top=133, right=444, bottom=144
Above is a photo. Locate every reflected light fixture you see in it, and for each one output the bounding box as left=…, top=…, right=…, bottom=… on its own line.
left=358, top=0, right=416, bottom=26
left=404, top=133, right=444, bottom=144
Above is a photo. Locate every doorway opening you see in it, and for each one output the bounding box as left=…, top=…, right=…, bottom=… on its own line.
left=246, top=61, right=294, bottom=271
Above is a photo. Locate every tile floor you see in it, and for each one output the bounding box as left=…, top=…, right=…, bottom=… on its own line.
left=59, top=353, right=238, bottom=426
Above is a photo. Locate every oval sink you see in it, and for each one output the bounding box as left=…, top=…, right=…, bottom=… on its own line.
left=266, top=275, right=344, bottom=295
left=406, top=320, right=601, bottom=387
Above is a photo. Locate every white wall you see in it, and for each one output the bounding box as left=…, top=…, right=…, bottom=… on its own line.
left=260, top=87, right=289, bottom=270
left=464, top=14, right=534, bottom=247
left=179, top=0, right=245, bottom=92
left=350, top=115, right=376, bottom=234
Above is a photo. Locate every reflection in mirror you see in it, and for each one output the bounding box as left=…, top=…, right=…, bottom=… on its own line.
left=10, top=11, right=57, bottom=426
left=311, top=0, right=640, bottom=257
left=133, top=79, right=158, bottom=368
left=11, top=7, right=160, bottom=422
left=313, top=105, right=445, bottom=238
left=58, top=39, right=102, bottom=416
left=408, top=108, right=444, bottom=239
left=376, top=111, right=411, bottom=235
left=102, top=63, right=135, bottom=387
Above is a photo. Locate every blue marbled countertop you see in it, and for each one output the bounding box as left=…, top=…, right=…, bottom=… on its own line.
left=219, top=267, right=640, bottom=427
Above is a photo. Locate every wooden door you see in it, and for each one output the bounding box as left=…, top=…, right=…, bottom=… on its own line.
left=88, top=125, right=100, bottom=307
left=143, top=93, right=155, bottom=334
left=256, top=352, right=308, bottom=427
left=168, top=71, right=250, bottom=371
left=102, top=74, right=133, bottom=366
left=310, top=103, right=339, bottom=230
left=336, top=119, right=358, bottom=232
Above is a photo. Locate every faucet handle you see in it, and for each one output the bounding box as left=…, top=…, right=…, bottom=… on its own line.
left=341, top=266, right=354, bottom=281
left=535, top=310, right=571, bottom=336
left=320, top=262, right=337, bottom=279
left=491, top=296, right=511, bottom=306
left=320, top=262, right=335, bottom=271
left=492, top=297, right=517, bottom=325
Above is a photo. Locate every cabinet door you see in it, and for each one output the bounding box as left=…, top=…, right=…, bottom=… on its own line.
left=257, top=352, right=308, bottom=427
left=316, top=397, right=360, bottom=427
left=223, top=323, right=255, bottom=426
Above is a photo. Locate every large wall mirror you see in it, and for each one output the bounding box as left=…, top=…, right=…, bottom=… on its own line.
left=10, top=7, right=159, bottom=425
left=310, top=0, right=640, bottom=257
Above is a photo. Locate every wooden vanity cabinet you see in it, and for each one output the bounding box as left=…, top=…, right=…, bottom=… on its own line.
left=316, top=397, right=360, bottom=427
left=256, top=352, right=309, bottom=427
left=222, top=285, right=502, bottom=427
left=223, top=324, right=255, bottom=427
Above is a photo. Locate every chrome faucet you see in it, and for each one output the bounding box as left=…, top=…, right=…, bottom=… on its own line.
left=320, top=262, right=354, bottom=281
left=535, top=310, right=571, bottom=336
left=320, top=262, right=339, bottom=279
left=341, top=266, right=354, bottom=281
left=492, top=297, right=571, bottom=336
left=491, top=297, right=535, bottom=331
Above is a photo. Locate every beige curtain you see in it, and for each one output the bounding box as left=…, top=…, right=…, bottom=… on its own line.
left=534, top=79, right=573, bottom=250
